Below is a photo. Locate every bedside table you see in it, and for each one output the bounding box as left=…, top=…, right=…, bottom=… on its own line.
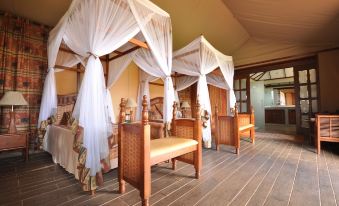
left=0, top=133, right=29, bottom=161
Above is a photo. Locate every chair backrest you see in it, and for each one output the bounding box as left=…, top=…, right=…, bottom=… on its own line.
left=171, top=101, right=202, bottom=141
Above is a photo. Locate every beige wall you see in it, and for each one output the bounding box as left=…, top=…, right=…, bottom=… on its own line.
left=318, top=49, right=339, bottom=113
left=149, top=79, right=164, bottom=99
left=55, top=70, right=77, bottom=95
left=109, top=62, right=139, bottom=122
left=55, top=62, right=140, bottom=122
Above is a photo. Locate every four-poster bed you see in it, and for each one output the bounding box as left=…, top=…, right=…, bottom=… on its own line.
left=172, top=35, right=237, bottom=148
left=39, top=0, right=175, bottom=194
left=37, top=0, right=245, bottom=200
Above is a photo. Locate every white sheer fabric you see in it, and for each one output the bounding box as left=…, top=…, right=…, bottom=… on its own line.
left=206, top=73, right=227, bottom=90
left=42, top=0, right=173, bottom=176
left=38, top=68, right=57, bottom=127
left=174, top=76, right=198, bottom=103
left=172, top=36, right=235, bottom=142
left=129, top=0, right=174, bottom=123
left=106, top=54, right=134, bottom=123
left=136, top=70, right=158, bottom=121
left=72, top=56, right=109, bottom=176
left=133, top=48, right=174, bottom=123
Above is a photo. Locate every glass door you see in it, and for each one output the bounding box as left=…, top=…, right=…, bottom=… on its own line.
left=234, top=76, right=250, bottom=113
left=294, top=67, right=319, bottom=137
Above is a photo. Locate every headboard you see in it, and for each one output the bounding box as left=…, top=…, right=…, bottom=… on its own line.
left=149, top=97, right=163, bottom=120
left=56, top=93, right=77, bottom=125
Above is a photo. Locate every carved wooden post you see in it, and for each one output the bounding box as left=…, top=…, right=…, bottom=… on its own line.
left=171, top=101, right=178, bottom=136
left=118, top=98, right=126, bottom=193
left=171, top=101, right=178, bottom=170
left=141, top=95, right=150, bottom=206
left=194, top=100, right=202, bottom=179
left=215, top=105, right=220, bottom=151
left=142, top=95, right=149, bottom=125
left=234, top=103, right=240, bottom=154
left=250, top=106, right=255, bottom=144
left=119, top=98, right=126, bottom=124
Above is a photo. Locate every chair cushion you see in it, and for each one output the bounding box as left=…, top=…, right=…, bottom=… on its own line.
left=239, top=124, right=254, bottom=131
left=150, top=137, right=198, bottom=159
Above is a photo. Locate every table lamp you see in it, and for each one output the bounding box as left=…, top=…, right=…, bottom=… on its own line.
left=0, top=91, right=28, bottom=133
left=181, top=101, right=190, bottom=118
left=126, top=98, right=137, bottom=122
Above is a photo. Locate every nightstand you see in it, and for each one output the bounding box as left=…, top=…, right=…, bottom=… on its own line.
left=0, top=133, right=29, bottom=161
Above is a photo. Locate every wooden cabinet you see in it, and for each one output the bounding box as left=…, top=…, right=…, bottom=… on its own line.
left=0, top=133, right=29, bottom=160
left=288, top=109, right=296, bottom=124
left=265, top=109, right=285, bottom=124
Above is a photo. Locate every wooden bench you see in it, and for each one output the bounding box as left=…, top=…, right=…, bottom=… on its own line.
left=118, top=95, right=202, bottom=206
left=214, top=104, right=255, bottom=154
left=315, top=114, right=339, bottom=154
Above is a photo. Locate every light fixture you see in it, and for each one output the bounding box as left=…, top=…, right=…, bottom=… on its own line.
left=0, top=91, right=28, bottom=133
left=126, top=98, right=137, bottom=122
left=181, top=101, right=190, bottom=118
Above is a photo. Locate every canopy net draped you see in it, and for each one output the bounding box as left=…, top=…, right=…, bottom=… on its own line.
left=172, top=36, right=236, bottom=142
left=39, top=0, right=173, bottom=176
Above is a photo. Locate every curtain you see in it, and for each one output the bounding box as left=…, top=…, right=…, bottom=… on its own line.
left=174, top=76, right=198, bottom=104
left=206, top=73, right=227, bottom=90
left=0, top=12, right=49, bottom=136
left=135, top=70, right=158, bottom=120
left=106, top=54, right=134, bottom=123
left=172, top=36, right=235, bottom=142
left=129, top=0, right=174, bottom=123
left=62, top=0, right=145, bottom=176
left=133, top=48, right=175, bottom=123
left=216, top=54, right=236, bottom=114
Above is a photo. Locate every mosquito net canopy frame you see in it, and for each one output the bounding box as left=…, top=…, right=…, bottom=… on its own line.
left=172, top=35, right=236, bottom=142
left=39, top=0, right=173, bottom=176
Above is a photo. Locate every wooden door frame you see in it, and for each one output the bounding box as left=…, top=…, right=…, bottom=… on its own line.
left=293, top=64, right=320, bottom=135
left=234, top=56, right=318, bottom=134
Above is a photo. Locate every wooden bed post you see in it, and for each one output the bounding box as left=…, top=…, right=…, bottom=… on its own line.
left=118, top=98, right=126, bottom=193
left=316, top=115, right=320, bottom=154
left=194, top=100, right=202, bottom=179
left=215, top=105, right=220, bottom=151
left=171, top=101, right=178, bottom=170
left=141, top=95, right=151, bottom=206
left=250, top=106, right=255, bottom=144
left=234, top=103, right=240, bottom=155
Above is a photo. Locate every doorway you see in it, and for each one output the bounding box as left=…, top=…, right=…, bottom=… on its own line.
left=249, top=67, right=296, bottom=134
left=235, top=57, right=319, bottom=139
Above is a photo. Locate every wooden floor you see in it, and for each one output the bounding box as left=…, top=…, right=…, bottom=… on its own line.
left=1, top=132, right=339, bottom=206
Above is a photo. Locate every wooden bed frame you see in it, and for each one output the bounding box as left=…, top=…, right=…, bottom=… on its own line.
left=315, top=114, right=339, bottom=154
left=214, top=104, right=255, bottom=154
left=118, top=95, right=202, bottom=206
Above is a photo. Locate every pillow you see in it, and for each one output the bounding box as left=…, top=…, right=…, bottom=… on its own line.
left=68, top=118, right=79, bottom=135
left=60, top=111, right=72, bottom=125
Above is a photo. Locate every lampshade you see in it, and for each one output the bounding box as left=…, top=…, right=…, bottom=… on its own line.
left=0, top=91, right=28, bottom=106
left=126, top=98, right=137, bottom=108
left=181, top=101, right=190, bottom=108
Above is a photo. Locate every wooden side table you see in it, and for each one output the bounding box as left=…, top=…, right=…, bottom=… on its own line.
left=0, top=133, right=29, bottom=161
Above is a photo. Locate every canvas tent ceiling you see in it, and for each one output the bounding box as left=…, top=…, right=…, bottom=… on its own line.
left=1, top=0, right=339, bottom=67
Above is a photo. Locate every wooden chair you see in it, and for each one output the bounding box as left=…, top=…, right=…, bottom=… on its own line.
left=118, top=95, right=202, bottom=206
left=315, top=114, right=339, bottom=154
left=214, top=104, right=255, bottom=154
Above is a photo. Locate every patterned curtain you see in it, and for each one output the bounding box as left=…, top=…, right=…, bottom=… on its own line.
left=0, top=12, right=50, bottom=144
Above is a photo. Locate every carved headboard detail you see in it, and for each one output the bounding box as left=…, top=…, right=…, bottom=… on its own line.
left=150, top=97, right=163, bottom=120
left=55, top=93, right=77, bottom=125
